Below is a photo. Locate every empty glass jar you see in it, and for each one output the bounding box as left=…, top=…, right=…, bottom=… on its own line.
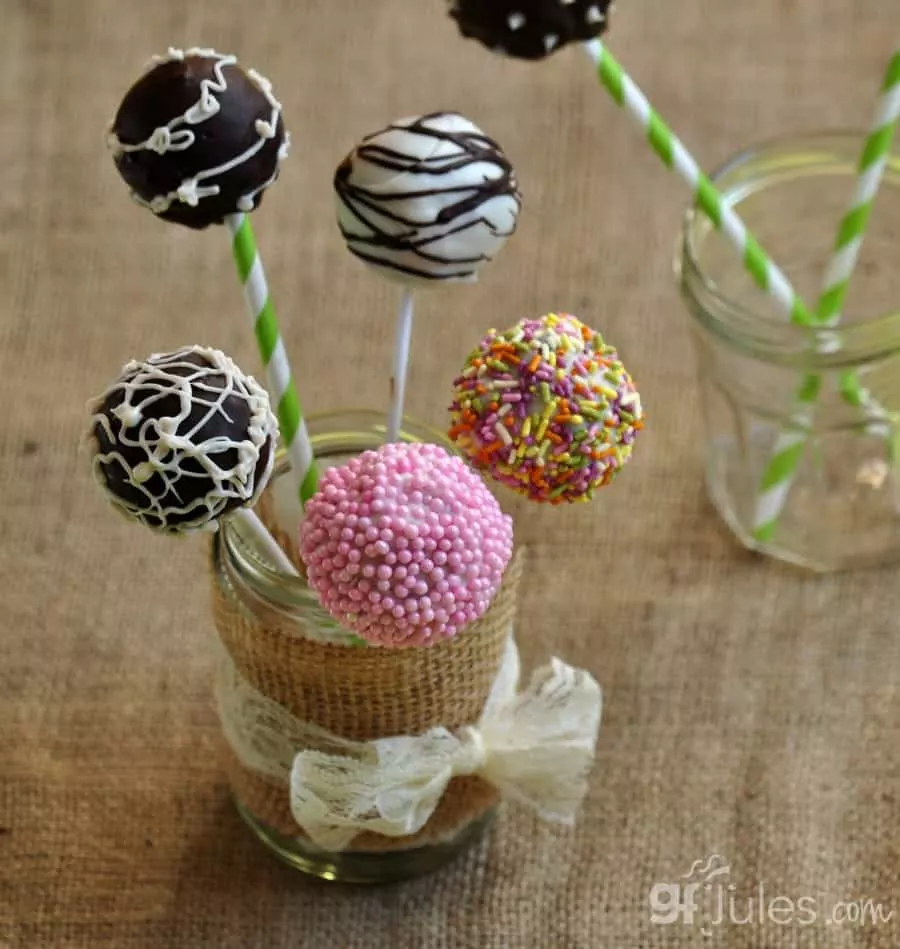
left=678, top=132, right=900, bottom=571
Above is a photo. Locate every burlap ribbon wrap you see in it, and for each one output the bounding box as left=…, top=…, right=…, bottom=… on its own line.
left=217, top=636, right=602, bottom=851
left=212, top=545, right=602, bottom=851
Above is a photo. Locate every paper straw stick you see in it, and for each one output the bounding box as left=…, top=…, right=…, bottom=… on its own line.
left=753, top=49, right=900, bottom=542
left=584, top=39, right=815, bottom=326
left=226, top=213, right=319, bottom=507
left=233, top=508, right=299, bottom=575
left=386, top=288, right=415, bottom=443
left=817, top=50, right=900, bottom=326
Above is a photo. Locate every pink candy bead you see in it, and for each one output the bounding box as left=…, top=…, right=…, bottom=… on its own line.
left=299, top=442, right=514, bottom=647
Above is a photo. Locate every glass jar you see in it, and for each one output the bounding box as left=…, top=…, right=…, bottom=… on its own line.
left=678, top=132, right=900, bottom=571
left=209, top=410, right=519, bottom=882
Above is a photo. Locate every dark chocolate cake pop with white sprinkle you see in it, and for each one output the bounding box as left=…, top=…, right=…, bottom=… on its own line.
left=107, top=47, right=289, bottom=229
left=449, top=0, right=614, bottom=60
left=88, top=346, right=278, bottom=534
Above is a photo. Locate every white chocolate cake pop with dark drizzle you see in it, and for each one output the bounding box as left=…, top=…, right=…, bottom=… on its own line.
left=334, top=111, right=521, bottom=285
left=449, top=0, right=614, bottom=60
left=107, top=47, right=289, bottom=229
left=87, top=346, right=278, bottom=533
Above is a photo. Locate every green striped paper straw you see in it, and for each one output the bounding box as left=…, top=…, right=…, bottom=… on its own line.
left=226, top=212, right=319, bottom=506
left=584, top=39, right=815, bottom=327
left=753, top=49, right=900, bottom=542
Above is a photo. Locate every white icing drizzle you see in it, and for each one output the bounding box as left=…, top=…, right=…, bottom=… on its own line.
left=107, top=47, right=288, bottom=216
left=88, top=345, right=278, bottom=534
left=236, top=131, right=291, bottom=211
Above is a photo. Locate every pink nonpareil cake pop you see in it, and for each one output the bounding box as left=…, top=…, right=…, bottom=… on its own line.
left=449, top=313, right=644, bottom=503
left=298, top=443, right=513, bottom=648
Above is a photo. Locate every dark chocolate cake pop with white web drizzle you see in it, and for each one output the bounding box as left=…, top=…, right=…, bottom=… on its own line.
left=107, top=47, right=289, bottom=229
left=334, top=111, right=521, bottom=285
left=449, top=0, right=614, bottom=60
left=88, top=346, right=278, bottom=533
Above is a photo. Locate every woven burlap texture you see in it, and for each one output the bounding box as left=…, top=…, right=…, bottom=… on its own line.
left=211, top=539, right=525, bottom=851
left=2, top=2, right=899, bottom=948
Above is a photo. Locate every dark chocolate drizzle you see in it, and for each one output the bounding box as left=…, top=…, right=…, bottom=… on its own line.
left=334, top=111, right=521, bottom=282
left=449, top=0, right=613, bottom=61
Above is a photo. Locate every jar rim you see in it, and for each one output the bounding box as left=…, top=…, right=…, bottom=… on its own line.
left=678, top=130, right=900, bottom=362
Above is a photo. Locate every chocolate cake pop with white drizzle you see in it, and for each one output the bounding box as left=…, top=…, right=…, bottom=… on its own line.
left=87, top=346, right=278, bottom=533
left=107, top=47, right=289, bottom=229
left=334, top=111, right=521, bottom=285
left=449, top=0, right=614, bottom=60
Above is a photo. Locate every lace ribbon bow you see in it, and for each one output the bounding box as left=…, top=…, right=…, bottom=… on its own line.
left=288, top=640, right=602, bottom=851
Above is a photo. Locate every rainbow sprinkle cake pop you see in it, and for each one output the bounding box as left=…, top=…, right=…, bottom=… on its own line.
left=449, top=313, right=643, bottom=503
left=299, top=442, right=513, bottom=648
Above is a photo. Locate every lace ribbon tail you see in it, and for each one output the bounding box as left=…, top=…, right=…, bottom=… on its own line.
left=481, top=660, right=603, bottom=824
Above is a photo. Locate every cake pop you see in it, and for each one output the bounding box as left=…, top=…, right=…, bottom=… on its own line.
left=449, top=313, right=643, bottom=503
left=88, top=346, right=278, bottom=533
left=449, top=0, right=614, bottom=60
left=107, top=47, right=289, bottom=229
left=334, top=111, right=521, bottom=284
left=299, top=442, right=513, bottom=647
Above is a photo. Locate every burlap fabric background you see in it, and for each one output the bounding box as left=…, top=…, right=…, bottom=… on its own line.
left=1, top=2, right=898, bottom=947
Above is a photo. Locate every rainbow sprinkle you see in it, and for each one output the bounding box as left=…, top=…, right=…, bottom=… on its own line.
left=449, top=313, right=644, bottom=503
